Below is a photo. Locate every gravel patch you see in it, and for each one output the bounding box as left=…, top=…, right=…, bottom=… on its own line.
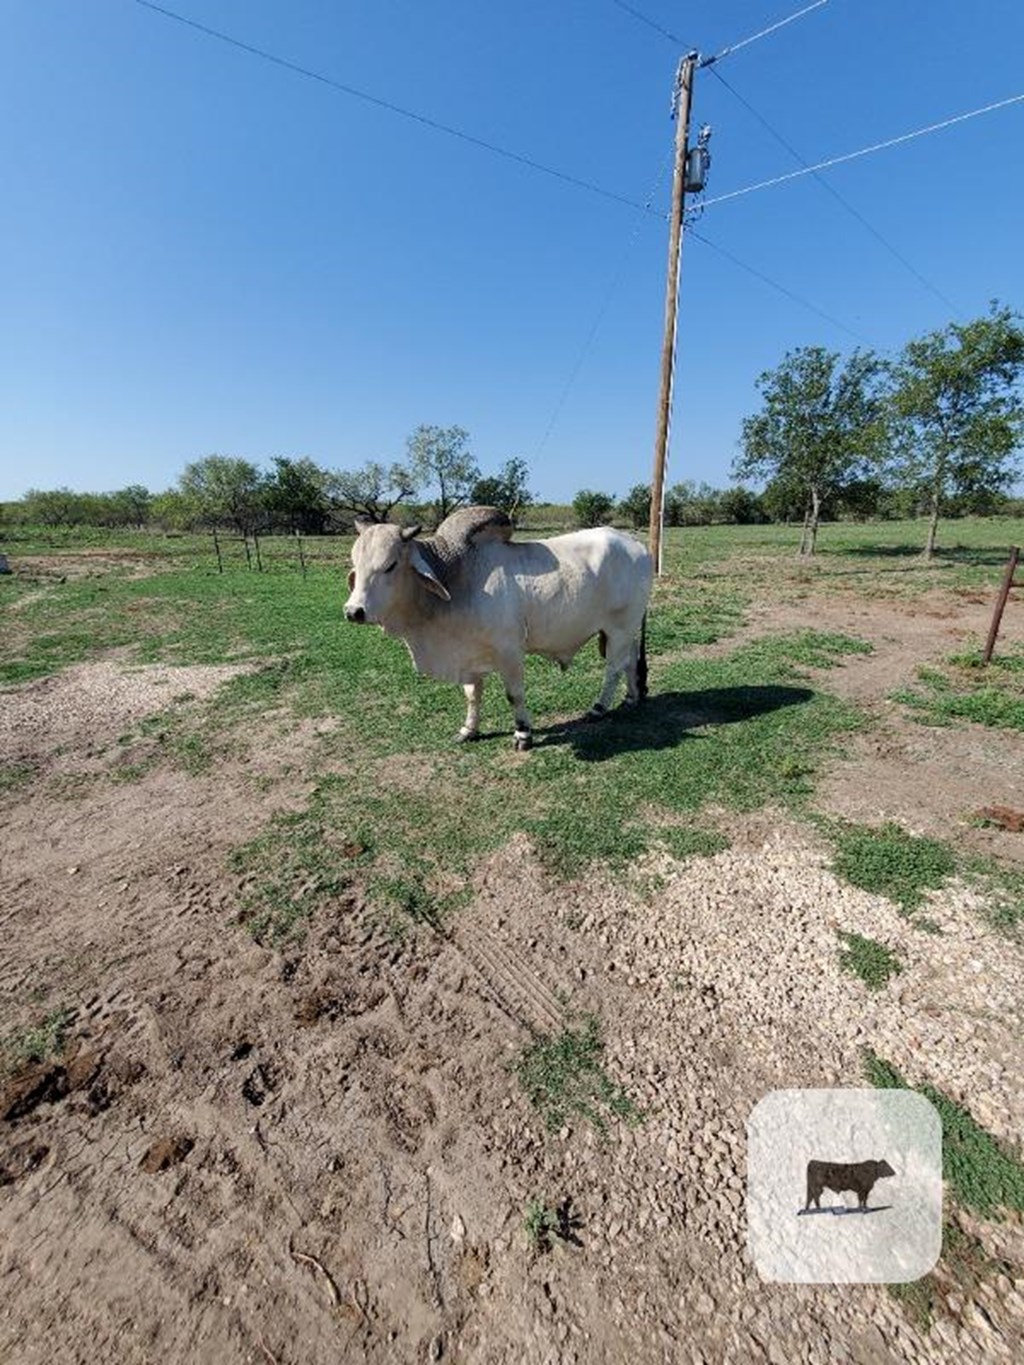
left=1, top=661, right=254, bottom=765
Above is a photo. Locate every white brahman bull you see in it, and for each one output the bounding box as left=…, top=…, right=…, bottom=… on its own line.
left=343, top=507, right=653, bottom=749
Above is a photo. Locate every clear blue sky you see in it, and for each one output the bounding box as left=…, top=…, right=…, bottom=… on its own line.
left=2, top=0, right=1023, bottom=503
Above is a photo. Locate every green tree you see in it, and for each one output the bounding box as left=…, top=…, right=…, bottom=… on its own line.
left=20, top=487, right=87, bottom=526
left=471, top=458, right=534, bottom=518
left=406, top=425, right=480, bottom=523
left=150, top=489, right=199, bottom=531
left=572, top=489, right=615, bottom=528
left=664, top=480, right=722, bottom=526
left=886, top=304, right=1024, bottom=557
left=262, top=457, right=331, bottom=534
left=178, top=455, right=264, bottom=533
left=324, top=460, right=418, bottom=524
left=718, top=485, right=765, bottom=524
left=735, top=346, right=885, bottom=556
left=111, top=484, right=152, bottom=527
left=617, top=483, right=651, bottom=531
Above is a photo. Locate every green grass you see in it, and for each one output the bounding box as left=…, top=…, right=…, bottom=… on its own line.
left=1, top=1006, right=75, bottom=1075
left=657, top=826, right=731, bottom=862
left=866, top=1048, right=1024, bottom=1328
left=837, top=930, right=902, bottom=990
left=229, top=796, right=372, bottom=945
left=894, top=649, right=1024, bottom=732
left=643, top=580, right=745, bottom=654
left=864, top=1050, right=1024, bottom=1218
left=523, top=1198, right=559, bottom=1253
left=515, top=1016, right=641, bottom=1136
left=216, top=627, right=867, bottom=938
left=829, top=822, right=957, bottom=916
left=826, top=820, right=1023, bottom=939
left=0, top=762, right=36, bottom=794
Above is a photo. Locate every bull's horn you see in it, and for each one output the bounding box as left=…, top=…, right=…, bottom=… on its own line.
left=400, top=524, right=422, bottom=540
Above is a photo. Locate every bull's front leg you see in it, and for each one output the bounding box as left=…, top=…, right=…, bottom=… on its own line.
left=500, top=659, right=533, bottom=751
left=457, top=678, right=483, bottom=742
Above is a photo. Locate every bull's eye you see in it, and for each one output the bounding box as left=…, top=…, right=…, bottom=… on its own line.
left=383, top=561, right=397, bottom=574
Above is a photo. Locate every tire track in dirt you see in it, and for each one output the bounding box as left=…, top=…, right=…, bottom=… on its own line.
left=450, top=922, right=564, bottom=1034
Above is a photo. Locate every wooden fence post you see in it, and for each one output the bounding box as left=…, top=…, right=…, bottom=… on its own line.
left=983, top=545, right=1021, bottom=664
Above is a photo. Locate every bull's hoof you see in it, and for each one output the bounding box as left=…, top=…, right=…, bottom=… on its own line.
left=513, top=731, right=533, bottom=752
left=584, top=705, right=608, bottom=723
left=455, top=728, right=481, bottom=744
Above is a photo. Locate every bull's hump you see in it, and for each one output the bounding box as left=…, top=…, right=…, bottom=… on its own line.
left=433, top=506, right=513, bottom=548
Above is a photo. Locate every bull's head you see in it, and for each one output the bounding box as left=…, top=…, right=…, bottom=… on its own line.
left=344, top=519, right=451, bottom=624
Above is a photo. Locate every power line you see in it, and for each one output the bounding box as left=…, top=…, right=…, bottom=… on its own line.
left=704, top=65, right=963, bottom=316
left=688, top=230, right=873, bottom=345
left=533, top=148, right=676, bottom=461
left=609, top=1, right=686, bottom=47
left=703, top=92, right=1024, bottom=208
left=700, top=1, right=830, bottom=68
left=132, top=0, right=656, bottom=217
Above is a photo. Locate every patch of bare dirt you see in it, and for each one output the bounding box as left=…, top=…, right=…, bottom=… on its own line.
left=7, top=550, right=182, bottom=583
left=4, top=800, right=1022, bottom=1363
left=693, top=590, right=1024, bottom=864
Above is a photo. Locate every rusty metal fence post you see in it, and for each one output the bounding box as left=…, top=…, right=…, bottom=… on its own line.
left=983, top=545, right=1021, bottom=664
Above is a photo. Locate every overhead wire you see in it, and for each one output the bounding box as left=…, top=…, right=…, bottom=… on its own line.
left=132, top=0, right=1012, bottom=410
left=687, top=230, right=874, bottom=345
left=702, top=92, right=1024, bottom=208
left=132, top=0, right=656, bottom=217
left=700, top=1, right=829, bottom=67
left=532, top=146, right=677, bottom=461
left=704, top=64, right=964, bottom=316
left=609, top=0, right=687, bottom=47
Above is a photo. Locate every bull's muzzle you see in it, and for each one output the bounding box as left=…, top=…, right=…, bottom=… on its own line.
left=345, top=605, right=367, bottom=624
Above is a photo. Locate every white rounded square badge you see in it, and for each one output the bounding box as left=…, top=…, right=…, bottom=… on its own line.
left=747, top=1088, right=942, bottom=1283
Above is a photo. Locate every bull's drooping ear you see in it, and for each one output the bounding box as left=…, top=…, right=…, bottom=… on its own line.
left=400, top=524, right=422, bottom=541
left=353, top=515, right=375, bottom=535
left=408, top=544, right=451, bottom=601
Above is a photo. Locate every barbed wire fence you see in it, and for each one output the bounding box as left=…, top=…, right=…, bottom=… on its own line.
left=208, top=529, right=354, bottom=577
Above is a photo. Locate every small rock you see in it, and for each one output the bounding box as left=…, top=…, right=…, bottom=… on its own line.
left=450, top=1213, right=466, bottom=1244
left=140, top=1136, right=193, bottom=1173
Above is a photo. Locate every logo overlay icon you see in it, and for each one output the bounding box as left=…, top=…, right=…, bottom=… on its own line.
left=747, top=1089, right=942, bottom=1283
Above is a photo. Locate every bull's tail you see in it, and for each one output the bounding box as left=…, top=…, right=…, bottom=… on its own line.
left=637, top=612, right=648, bottom=702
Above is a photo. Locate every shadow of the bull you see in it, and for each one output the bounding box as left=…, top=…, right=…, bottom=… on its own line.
left=532, top=684, right=816, bottom=761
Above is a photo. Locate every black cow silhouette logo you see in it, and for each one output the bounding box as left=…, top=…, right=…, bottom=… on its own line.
left=803, top=1159, right=895, bottom=1214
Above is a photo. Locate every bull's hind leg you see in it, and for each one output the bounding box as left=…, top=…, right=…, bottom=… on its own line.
left=457, top=678, right=483, bottom=742
left=586, top=625, right=636, bottom=720
left=500, top=659, right=534, bottom=751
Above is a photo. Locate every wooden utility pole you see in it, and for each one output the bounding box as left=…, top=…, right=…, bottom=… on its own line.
left=648, top=52, right=699, bottom=576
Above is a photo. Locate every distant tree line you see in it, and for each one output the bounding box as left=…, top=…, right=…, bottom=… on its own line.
left=4, top=306, right=1022, bottom=556
left=2, top=426, right=536, bottom=537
